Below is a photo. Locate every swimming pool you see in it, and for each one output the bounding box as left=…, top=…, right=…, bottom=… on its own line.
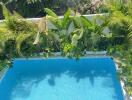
left=0, top=57, right=124, bottom=100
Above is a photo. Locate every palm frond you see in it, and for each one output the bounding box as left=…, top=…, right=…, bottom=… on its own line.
left=16, top=33, right=32, bottom=56
left=0, top=2, right=12, bottom=20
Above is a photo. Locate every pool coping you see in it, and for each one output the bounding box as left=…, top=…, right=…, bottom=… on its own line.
left=0, top=67, right=9, bottom=83
left=115, top=61, right=131, bottom=100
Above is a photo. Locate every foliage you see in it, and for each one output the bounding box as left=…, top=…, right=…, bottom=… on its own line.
left=0, top=3, right=37, bottom=67
left=111, top=48, right=132, bottom=96
left=104, top=0, right=132, bottom=96
left=0, top=3, right=109, bottom=70
left=45, top=8, right=109, bottom=57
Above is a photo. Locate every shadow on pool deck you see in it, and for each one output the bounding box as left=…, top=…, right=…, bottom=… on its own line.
left=0, top=58, right=124, bottom=100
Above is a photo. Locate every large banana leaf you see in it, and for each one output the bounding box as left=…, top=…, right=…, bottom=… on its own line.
left=71, top=29, right=83, bottom=46
left=62, top=8, right=72, bottom=29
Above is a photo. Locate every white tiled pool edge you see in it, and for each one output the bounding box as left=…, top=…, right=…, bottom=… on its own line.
left=115, top=63, right=132, bottom=100
left=0, top=67, right=9, bottom=83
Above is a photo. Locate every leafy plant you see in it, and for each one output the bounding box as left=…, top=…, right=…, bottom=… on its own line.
left=45, top=8, right=108, bottom=57
left=0, top=4, right=108, bottom=65
left=104, top=0, right=132, bottom=96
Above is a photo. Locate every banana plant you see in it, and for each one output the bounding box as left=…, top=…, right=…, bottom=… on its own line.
left=44, top=8, right=84, bottom=57
left=44, top=8, right=108, bottom=57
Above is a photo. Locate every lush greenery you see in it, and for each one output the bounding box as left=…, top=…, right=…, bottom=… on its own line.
left=102, top=0, right=132, bottom=96
left=0, top=0, right=132, bottom=97
left=0, top=2, right=109, bottom=60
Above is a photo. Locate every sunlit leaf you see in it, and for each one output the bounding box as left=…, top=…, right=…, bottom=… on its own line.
left=45, top=8, right=58, bottom=18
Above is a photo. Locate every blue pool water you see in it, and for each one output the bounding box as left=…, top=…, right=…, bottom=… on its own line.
left=0, top=57, right=124, bottom=100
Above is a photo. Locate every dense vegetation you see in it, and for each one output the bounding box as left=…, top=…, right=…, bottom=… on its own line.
left=104, top=0, right=132, bottom=96
left=0, top=0, right=132, bottom=97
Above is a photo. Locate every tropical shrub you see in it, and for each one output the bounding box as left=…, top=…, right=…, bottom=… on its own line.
left=103, top=0, right=132, bottom=96
left=46, top=8, right=110, bottom=57
left=0, top=2, right=109, bottom=69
